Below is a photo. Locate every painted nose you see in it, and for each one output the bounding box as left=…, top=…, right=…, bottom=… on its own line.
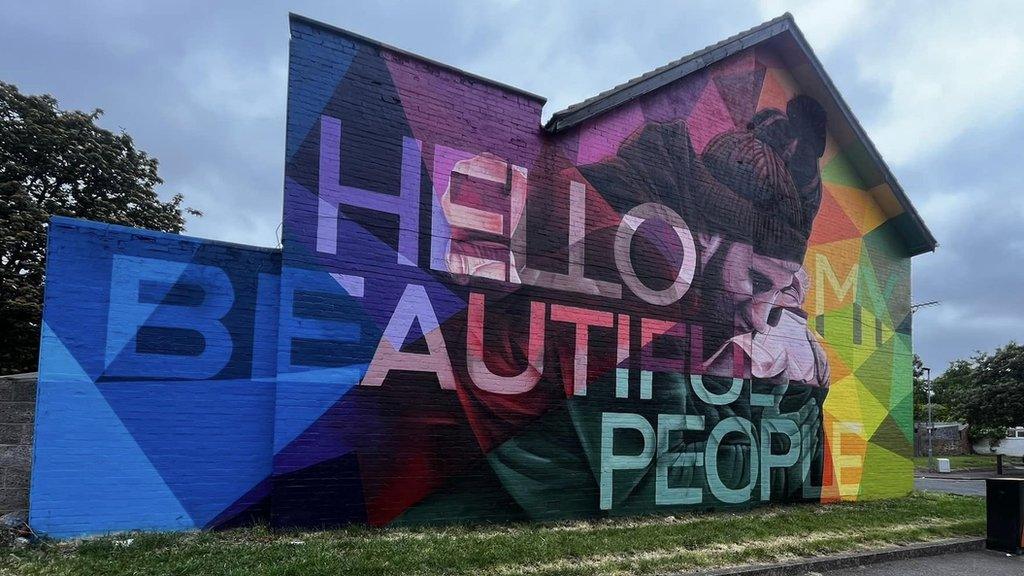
left=749, top=297, right=779, bottom=332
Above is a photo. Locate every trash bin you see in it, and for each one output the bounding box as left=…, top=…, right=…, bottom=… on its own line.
left=937, top=458, right=951, bottom=473
left=986, top=477, right=1024, bottom=554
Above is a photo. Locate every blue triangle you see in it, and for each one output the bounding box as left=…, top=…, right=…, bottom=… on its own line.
left=38, top=322, right=93, bottom=384
left=286, top=22, right=356, bottom=159
left=273, top=364, right=367, bottom=453
left=30, top=379, right=191, bottom=537
left=97, top=379, right=275, bottom=528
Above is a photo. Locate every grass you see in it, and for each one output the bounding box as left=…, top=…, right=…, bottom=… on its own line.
left=913, top=454, right=1005, bottom=471
left=0, top=493, right=984, bottom=576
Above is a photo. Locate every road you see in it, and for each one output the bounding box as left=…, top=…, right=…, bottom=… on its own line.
left=814, top=550, right=1024, bottom=575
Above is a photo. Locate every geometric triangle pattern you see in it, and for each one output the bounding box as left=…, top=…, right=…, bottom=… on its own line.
left=31, top=15, right=920, bottom=538
left=32, top=218, right=279, bottom=538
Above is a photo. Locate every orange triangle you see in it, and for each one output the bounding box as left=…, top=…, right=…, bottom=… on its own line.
left=809, top=186, right=862, bottom=245
left=756, top=68, right=799, bottom=113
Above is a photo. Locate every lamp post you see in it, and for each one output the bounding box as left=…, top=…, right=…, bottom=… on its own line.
left=925, top=366, right=934, bottom=472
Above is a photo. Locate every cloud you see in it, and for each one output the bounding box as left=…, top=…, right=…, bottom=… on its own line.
left=758, top=0, right=876, bottom=55
left=859, top=6, right=1024, bottom=167
left=761, top=1, right=1024, bottom=168
left=178, top=50, right=288, bottom=122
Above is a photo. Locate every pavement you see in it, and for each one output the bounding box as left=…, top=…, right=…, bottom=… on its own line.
left=914, top=467, right=1024, bottom=497
left=815, top=549, right=1024, bottom=575
left=914, top=474, right=986, bottom=496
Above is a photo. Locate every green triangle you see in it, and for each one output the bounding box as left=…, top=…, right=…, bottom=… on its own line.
left=886, top=393, right=914, bottom=442
left=862, top=221, right=912, bottom=327
left=822, top=152, right=867, bottom=188
left=892, top=332, right=912, bottom=357
left=820, top=303, right=874, bottom=369
left=855, top=249, right=892, bottom=327
left=890, top=350, right=913, bottom=404
left=858, top=442, right=913, bottom=499
left=855, top=345, right=895, bottom=406
left=871, top=412, right=914, bottom=451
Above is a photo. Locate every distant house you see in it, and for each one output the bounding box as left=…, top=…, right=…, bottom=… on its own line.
left=914, top=421, right=970, bottom=456
left=975, top=427, right=1024, bottom=457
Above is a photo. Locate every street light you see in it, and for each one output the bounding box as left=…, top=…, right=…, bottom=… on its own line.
left=925, top=366, right=934, bottom=472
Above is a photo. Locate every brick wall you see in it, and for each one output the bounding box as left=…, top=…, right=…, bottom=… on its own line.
left=29, top=15, right=917, bottom=537
left=0, top=373, right=35, bottom=515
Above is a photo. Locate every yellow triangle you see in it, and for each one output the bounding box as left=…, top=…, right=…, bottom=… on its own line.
left=823, top=374, right=862, bottom=424
left=853, top=376, right=890, bottom=437
left=823, top=182, right=888, bottom=235
left=869, top=183, right=905, bottom=219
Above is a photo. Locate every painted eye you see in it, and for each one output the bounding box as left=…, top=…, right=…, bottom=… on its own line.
left=750, top=269, right=773, bottom=295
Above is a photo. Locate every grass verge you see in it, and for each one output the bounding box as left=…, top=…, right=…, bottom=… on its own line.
left=913, top=454, right=1004, bottom=471
left=0, top=492, right=984, bottom=576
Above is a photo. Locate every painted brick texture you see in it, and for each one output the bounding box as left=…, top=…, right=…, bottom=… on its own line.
left=29, top=15, right=916, bottom=537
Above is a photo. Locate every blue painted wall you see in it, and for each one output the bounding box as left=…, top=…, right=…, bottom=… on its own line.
left=31, top=217, right=280, bottom=537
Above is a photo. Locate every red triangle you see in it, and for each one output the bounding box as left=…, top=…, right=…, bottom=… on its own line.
left=809, top=187, right=862, bottom=245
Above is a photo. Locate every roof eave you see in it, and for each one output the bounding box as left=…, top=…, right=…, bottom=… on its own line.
left=782, top=20, right=938, bottom=256
left=543, top=15, right=793, bottom=132
left=543, top=14, right=937, bottom=255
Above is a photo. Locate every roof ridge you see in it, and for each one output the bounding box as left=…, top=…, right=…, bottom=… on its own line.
left=544, top=13, right=794, bottom=130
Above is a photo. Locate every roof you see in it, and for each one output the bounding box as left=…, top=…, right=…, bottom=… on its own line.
left=915, top=421, right=968, bottom=431
left=544, top=13, right=794, bottom=131
left=544, top=13, right=936, bottom=256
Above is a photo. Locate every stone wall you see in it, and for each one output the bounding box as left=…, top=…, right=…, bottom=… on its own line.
left=0, top=373, right=35, bottom=516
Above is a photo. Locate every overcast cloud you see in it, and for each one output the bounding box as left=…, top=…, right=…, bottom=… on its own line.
left=2, top=0, right=1022, bottom=373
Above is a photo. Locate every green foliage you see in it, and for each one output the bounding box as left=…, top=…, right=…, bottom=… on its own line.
left=932, top=359, right=973, bottom=418
left=0, top=493, right=984, bottom=576
left=927, top=343, right=1024, bottom=443
left=0, top=82, right=196, bottom=374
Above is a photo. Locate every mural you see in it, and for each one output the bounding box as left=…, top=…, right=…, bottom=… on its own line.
left=32, top=218, right=280, bottom=535
left=30, top=15, right=916, bottom=537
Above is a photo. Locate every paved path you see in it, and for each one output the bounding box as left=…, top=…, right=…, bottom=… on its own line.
left=815, top=549, right=1024, bottom=575
left=914, top=475, right=985, bottom=496
left=912, top=468, right=1024, bottom=496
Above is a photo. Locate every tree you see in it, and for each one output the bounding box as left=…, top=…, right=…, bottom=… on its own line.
left=930, top=358, right=972, bottom=422
left=0, top=82, right=197, bottom=374
left=954, top=342, right=1024, bottom=442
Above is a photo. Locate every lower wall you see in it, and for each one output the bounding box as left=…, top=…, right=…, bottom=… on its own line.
left=31, top=218, right=280, bottom=537
left=31, top=216, right=913, bottom=538
left=0, top=373, right=34, bottom=516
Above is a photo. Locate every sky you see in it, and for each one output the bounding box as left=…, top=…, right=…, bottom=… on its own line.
left=2, top=0, right=1022, bottom=374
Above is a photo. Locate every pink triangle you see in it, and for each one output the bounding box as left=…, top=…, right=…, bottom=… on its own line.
left=686, top=83, right=737, bottom=154
left=575, top=102, right=646, bottom=165
left=713, top=67, right=767, bottom=128
left=385, top=58, right=543, bottom=173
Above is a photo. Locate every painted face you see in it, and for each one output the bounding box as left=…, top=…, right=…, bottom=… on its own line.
left=721, top=242, right=804, bottom=334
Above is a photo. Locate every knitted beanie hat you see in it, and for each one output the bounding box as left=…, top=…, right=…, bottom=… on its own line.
left=700, top=95, right=827, bottom=262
